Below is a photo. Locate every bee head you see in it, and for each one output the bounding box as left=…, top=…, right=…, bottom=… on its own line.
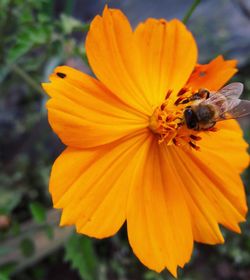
left=184, top=107, right=198, bottom=130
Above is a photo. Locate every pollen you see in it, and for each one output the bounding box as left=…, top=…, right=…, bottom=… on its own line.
left=149, top=88, right=202, bottom=150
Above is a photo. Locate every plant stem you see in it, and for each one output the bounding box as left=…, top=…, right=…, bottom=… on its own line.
left=11, top=64, right=44, bottom=95
left=182, top=0, right=201, bottom=24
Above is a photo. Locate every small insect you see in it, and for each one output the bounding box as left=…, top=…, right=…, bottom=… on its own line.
left=184, top=82, right=250, bottom=130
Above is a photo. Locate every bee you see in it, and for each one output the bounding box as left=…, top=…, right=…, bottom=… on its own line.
left=184, top=82, right=250, bottom=130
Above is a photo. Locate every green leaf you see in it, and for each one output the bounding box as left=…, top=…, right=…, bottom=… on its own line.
left=144, top=271, right=164, bottom=280
left=10, top=220, right=21, bottom=236
left=27, top=25, right=51, bottom=44
left=0, top=273, right=9, bottom=280
left=6, top=40, right=33, bottom=64
left=60, top=14, right=85, bottom=34
left=0, top=189, right=22, bottom=214
left=64, top=233, right=98, bottom=280
left=0, top=263, right=16, bottom=280
left=6, top=24, right=52, bottom=64
left=29, top=202, right=46, bottom=224
left=44, top=224, right=54, bottom=240
left=20, top=238, right=35, bottom=257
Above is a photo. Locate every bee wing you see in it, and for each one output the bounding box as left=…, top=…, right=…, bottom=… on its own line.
left=225, top=99, right=250, bottom=119
left=210, top=99, right=250, bottom=122
left=202, top=93, right=231, bottom=115
left=216, top=82, right=244, bottom=99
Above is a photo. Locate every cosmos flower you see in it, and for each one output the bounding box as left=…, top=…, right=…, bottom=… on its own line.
left=42, top=7, right=249, bottom=277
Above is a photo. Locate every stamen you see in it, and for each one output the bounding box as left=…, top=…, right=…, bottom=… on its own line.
left=177, top=87, right=189, bottom=96
left=174, top=96, right=189, bottom=105
left=160, top=104, right=166, bottom=111
left=190, top=134, right=202, bottom=141
left=165, top=89, right=173, bottom=99
left=189, top=141, right=200, bottom=151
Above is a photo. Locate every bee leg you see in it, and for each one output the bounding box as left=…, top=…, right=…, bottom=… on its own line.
left=198, top=88, right=210, bottom=99
left=209, top=121, right=216, bottom=128
left=193, top=123, right=200, bottom=131
left=200, top=122, right=216, bottom=131
left=206, top=122, right=217, bottom=132
left=175, top=96, right=189, bottom=105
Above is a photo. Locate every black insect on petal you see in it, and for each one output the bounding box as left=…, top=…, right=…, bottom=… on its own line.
left=56, top=72, right=66, bottom=78
left=199, top=71, right=206, bottom=77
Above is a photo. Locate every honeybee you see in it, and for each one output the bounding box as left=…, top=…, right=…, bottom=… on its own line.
left=184, top=82, right=250, bottom=130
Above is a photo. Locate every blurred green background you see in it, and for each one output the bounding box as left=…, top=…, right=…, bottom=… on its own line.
left=0, top=0, right=250, bottom=279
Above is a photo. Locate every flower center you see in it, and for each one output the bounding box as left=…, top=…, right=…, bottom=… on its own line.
left=149, top=88, right=205, bottom=151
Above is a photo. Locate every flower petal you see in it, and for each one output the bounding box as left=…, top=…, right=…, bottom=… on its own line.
left=86, top=8, right=197, bottom=112
left=200, top=120, right=249, bottom=173
left=187, top=55, right=237, bottom=91
left=127, top=139, right=193, bottom=276
left=86, top=7, right=153, bottom=115
left=42, top=66, right=148, bottom=148
left=50, top=132, right=150, bottom=238
left=167, top=140, right=247, bottom=244
left=134, top=18, right=197, bottom=105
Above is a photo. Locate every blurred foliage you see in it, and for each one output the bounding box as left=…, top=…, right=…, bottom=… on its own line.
left=29, top=202, right=46, bottom=224
left=64, top=233, right=99, bottom=280
left=0, top=0, right=250, bottom=280
left=0, top=0, right=87, bottom=82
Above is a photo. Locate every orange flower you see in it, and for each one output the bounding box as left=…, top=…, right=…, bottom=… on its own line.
left=42, top=7, right=249, bottom=277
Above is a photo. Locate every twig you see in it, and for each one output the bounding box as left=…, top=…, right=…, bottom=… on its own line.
left=182, top=0, right=201, bottom=24
left=11, top=64, right=44, bottom=95
left=236, top=0, right=250, bottom=19
left=0, top=209, right=73, bottom=275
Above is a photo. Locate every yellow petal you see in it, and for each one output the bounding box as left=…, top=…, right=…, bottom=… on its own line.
left=86, top=8, right=197, bottom=113
left=168, top=141, right=247, bottom=244
left=50, top=132, right=150, bottom=238
left=200, top=120, right=249, bottom=174
left=134, top=18, right=198, bottom=105
left=42, top=66, right=148, bottom=148
left=127, top=139, right=193, bottom=276
left=187, top=55, right=237, bottom=91
left=86, top=7, right=153, bottom=115
left=167, top=146, right=225, bottom=244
